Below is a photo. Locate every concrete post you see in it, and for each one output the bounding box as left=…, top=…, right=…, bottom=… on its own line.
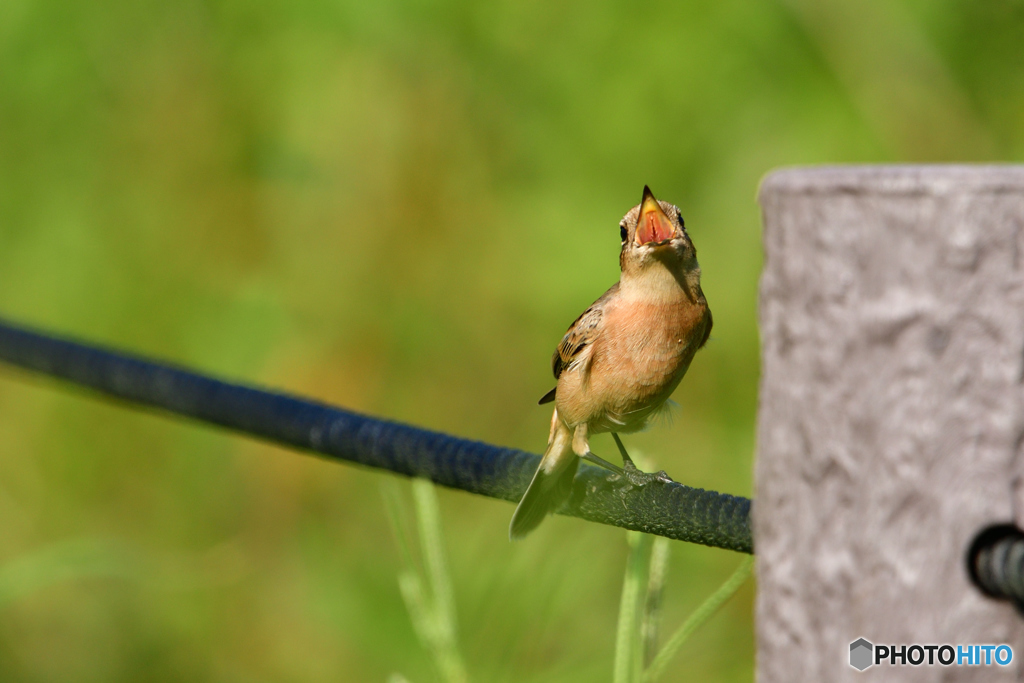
left=755, top=166, right=1024, bottom=681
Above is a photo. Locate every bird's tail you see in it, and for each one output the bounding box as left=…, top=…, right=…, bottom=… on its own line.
left=509, top=413, right=578, bottom=540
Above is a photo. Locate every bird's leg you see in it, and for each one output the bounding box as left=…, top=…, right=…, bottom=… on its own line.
left=611, top=433, right=674, bottom=485
left=611, top=432, right=639, bottom=470
left=572, top=423, right=624, bottom=475
left=581, top=451, right=625, bottom=475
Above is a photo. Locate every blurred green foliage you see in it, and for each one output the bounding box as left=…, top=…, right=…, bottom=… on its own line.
left=1, top=0, right=1022, bottom=680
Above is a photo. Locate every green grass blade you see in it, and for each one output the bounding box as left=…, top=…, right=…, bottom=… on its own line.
left=396, top=478, right=468, bottom=683
left=397, top=570, right=435, bottom=648
left=381, top=480, right=418, bottom=573
left=641, top=537, right=671, bottom=668
left=643, top=556, right=754, bottom=683
left=383, top=480, right=432, bottom=647
left=614, top=530, right=654, bottom=683
left=0, top=538, right=136, bottom=609
left=412, top=479, right=459, bottom=645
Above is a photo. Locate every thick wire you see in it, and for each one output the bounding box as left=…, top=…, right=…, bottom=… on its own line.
left=968, top=525, right=1024, bottom=612
left=0, top=318, right=752, bottom=553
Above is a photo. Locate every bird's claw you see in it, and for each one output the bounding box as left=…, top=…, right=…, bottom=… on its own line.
left=608, top=433, right=676, bottom=489
left=653, top=469, right=673, bottom=484
left=619, top=458, right=674, bottom=487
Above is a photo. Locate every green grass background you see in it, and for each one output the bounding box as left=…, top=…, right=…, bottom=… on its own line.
left=1, top=0, right=1023, bottom=680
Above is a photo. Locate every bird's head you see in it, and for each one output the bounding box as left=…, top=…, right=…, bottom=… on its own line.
left=618, top=186, right=697, bottom=278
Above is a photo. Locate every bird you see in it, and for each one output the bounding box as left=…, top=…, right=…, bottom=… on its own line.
left=509, top=185, right=712, bottom=539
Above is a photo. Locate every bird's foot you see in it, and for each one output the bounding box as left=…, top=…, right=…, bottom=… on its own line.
left=622, top=457, right=674, bottom=486
left=611, top=433, right=675, bottom=487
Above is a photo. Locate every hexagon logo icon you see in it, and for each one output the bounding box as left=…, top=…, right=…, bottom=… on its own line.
left=850, top=638, right=874, bottom=671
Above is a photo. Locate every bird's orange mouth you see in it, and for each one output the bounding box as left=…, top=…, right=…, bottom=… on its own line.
left=635, top=186, right=676, bottom=246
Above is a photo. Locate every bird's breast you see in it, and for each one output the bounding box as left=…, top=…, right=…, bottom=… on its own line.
left=595, top=298, right=703, bottom=392
left=556, top=294, right=708, bottom=432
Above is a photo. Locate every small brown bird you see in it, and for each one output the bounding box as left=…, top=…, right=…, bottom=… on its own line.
left=509, top=186, right=712, bottom=539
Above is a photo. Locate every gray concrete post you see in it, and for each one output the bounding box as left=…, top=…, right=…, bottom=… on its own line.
left=755, top=166, right=1024, bottom=681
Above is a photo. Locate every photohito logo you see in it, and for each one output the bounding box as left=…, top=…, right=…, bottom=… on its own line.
left=849, top=638, right=1013, bottom=671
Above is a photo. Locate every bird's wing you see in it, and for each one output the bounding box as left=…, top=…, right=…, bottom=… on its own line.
left=697, top=306, right=713, bottom=349
left=551, top=283, right=618, bottom=380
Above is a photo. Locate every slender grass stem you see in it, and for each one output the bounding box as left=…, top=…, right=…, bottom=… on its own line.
left=412, top=480, right=468, bottom=683
left=614, top=530, right=654, bottom=683
left=641, top=537, right=671, bottom=668
left=383, top=480, right=469, bottom=683
left=0, top=539, right=135, bottom=609
left=642, top=556, right=754, bottom=683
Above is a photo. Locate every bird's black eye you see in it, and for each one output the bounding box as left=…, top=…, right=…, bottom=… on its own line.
left=619, top=225, right=627, bottom=242
left=677, top=213, right=685, bottom=229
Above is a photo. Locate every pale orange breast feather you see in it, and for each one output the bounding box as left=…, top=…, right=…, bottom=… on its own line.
left=556, top=295, right=709, bottom=433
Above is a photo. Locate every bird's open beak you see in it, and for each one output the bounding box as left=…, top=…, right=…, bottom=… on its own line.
left=635, top=185, right=676, bottom=246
